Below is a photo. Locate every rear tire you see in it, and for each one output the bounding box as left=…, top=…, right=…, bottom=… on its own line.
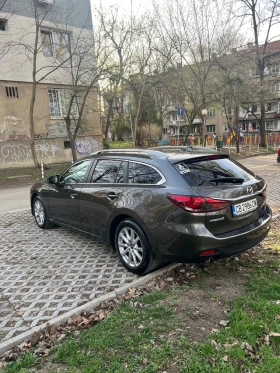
left=115, top=219, right=161, bottom=274
left=33, top=196, right=54, bottom=229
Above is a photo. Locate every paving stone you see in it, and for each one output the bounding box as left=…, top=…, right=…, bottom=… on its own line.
left=0, top=211, right=137, bottom=340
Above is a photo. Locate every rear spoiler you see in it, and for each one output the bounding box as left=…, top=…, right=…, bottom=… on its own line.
left=169, top=154, right=229, bottom=164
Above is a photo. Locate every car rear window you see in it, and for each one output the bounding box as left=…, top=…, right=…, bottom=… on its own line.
left=173, top=158, right=255, bottom=187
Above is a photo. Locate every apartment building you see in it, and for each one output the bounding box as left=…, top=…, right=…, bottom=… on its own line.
left=162, top=40, right=280, bottom=143
left=0, top=0, right=102, bottom=167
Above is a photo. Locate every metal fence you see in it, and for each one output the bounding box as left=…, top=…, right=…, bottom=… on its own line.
left=169, top=133, right=280, bottom=148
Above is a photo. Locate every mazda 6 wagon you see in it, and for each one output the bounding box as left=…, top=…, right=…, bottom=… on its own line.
left=30, top=149, right=272, bottom=274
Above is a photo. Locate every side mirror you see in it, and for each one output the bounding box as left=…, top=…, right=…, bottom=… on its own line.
left=48, top=175, right=60, bottom=184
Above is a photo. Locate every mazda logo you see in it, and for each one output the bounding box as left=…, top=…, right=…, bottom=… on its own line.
left=247, top=186, right=253, bottom=195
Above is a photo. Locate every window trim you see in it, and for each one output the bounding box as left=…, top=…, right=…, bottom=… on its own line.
left=127, top=160, right=166, bottom=186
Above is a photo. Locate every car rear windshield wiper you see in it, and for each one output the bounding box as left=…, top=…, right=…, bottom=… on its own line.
left=209, top=177, right=245, bottom=184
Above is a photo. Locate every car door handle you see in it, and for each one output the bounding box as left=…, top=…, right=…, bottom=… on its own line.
left=70, top=193, right=79, bottom=199
left=107, top=193, right=119, bottom=200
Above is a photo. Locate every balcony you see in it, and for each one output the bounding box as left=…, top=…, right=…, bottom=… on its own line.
left=193, top=118, right=202, bottom=124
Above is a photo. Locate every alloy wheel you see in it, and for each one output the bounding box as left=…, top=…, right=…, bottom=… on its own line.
left=34, top=199, right=45, bottom=227
left=118, top=227, right=144, bottom=268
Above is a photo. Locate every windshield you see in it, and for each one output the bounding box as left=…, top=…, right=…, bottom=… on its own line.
left=173, top=158, right=255, bottom=187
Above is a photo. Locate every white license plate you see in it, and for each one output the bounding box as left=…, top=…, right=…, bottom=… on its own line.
left=232, top=198, right=258, bottom=216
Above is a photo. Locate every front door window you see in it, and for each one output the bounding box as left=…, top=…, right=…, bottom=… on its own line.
left=60, top=160, right=91, bottom=184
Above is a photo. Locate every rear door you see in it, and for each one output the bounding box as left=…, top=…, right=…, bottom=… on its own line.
left=172, top=156, right=267, bottom=235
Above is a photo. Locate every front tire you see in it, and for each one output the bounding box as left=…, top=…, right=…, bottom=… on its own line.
left=115, top=219, right=160, bottom=274
left=33, top=196, right=54, bottom=229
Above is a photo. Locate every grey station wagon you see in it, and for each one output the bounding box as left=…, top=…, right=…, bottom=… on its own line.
left=30, top=149, right=272, bottom=274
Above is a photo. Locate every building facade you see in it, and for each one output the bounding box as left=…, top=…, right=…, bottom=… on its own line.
left=162, top=40, right=280, bottom=144
left=0, top=0, right=102, bottom=167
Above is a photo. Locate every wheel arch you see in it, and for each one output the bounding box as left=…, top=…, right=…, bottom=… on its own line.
left=31, top=193, right=39, bottom=215
left=108, top=211, right=157, bottom=253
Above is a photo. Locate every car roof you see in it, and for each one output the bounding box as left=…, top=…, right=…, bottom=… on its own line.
left=86, top=147, right=221, bottom=163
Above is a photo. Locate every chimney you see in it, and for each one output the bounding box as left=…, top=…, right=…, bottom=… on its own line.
left=247, top=42, right=254, bottom=49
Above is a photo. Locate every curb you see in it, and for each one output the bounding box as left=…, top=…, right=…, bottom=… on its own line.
left=0, top=208, right=29, bottom=215
left=0, top=263, right=181, bottom=355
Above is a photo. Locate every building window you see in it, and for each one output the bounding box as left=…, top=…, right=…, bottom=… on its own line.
left=0, top=19, right=7, bottom=31
left=162, top=128, right=167, bottom=134
left=223, top=125, right=228, bottom=132
left=265, top=121, right=279, bottom=130
left=48, top=89, right=79, bottom=118
left=207, top=109, right=215, bottom=117
left=206, top=125, right=215, bottom=133
left=41, top=29, right=70, bottom=59
left=266, top=102, right=278, bottom=112
left=269, top=63, right=279, bottom=75
left=5, top=87, right=19, bottom=98
left=271, top=82, right=280, bottom=94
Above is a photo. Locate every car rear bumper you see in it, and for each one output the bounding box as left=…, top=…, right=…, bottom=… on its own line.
left=157, top=204, right=272, bottom=262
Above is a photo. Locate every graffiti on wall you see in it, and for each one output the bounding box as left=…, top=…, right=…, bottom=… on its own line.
left=75, top=137, right=99, bottom=155
left=0, top=143, right=64, bottom=164
left=35, top=121, right=86, bottom=139
left=0, top=117, right=30, bottom=141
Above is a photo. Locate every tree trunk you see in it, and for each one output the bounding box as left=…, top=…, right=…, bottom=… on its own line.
left=235, top=105, right=240, bottom=154
left=30, top=0, right=40, bottom=168
left=259, top=87, right=266, bottom=147
left=66, top=118, right=77, bottom=162
left=104, top=100, right=113, bottom=139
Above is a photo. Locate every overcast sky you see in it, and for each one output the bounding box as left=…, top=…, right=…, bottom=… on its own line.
left=91, top=0, right=279, bottom=44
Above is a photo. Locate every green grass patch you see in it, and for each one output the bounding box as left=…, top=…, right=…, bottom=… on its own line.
left=3, top=258, right=280, bottom=373
left=0, top=163, right=71, bottom=188
left=109, top=141, right=133, bottom=149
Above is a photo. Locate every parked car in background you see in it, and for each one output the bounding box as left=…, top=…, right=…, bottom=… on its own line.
left=30, top=149, right=272, bottom=274
left=277, top=145, right=280, bottom=163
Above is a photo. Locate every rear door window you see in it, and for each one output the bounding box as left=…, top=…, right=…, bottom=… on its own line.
left=174, top=157, right=255, bottom=187
left=128, top=162, right=162, bottom=184
left=91, top=160, right=123, bottom=183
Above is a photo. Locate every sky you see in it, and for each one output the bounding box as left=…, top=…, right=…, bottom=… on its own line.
left=90, top=0, right=280, bottom=44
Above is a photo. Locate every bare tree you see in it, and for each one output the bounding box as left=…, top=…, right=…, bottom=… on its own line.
left=236, top=0, right=280, bottom=147
left=153, top=0, right=243, bottom=145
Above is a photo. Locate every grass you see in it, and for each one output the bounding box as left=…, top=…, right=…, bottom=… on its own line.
left=0, top=163, right=71, bottom=188
left=109, top=140, right=133, bottom=149
left=3, top=244, right=280, bottom=373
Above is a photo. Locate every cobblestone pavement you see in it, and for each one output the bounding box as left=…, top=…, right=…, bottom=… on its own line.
left=252, top=164, right=280, bottom=215
left=0, top=212, right=137, bottom=341
left=0, top=163, right=279, bottom=342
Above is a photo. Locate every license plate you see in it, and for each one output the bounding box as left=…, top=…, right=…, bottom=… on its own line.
left=232, top=198, right=258, bottom=216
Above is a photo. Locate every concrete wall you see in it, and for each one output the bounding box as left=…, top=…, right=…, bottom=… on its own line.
left=0, top=136, right=101, bottom=168
left=0, top=81, right=102, bottom=167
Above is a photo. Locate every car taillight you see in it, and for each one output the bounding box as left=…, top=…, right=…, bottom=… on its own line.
left=260, top=184, right=267, bottom=198
left=166, top=195, right=230, bottom=213
left=278, top=147, right=280, bottom=156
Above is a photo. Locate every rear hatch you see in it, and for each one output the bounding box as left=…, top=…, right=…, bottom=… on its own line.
left=170, top=154, right=267, bottom=236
